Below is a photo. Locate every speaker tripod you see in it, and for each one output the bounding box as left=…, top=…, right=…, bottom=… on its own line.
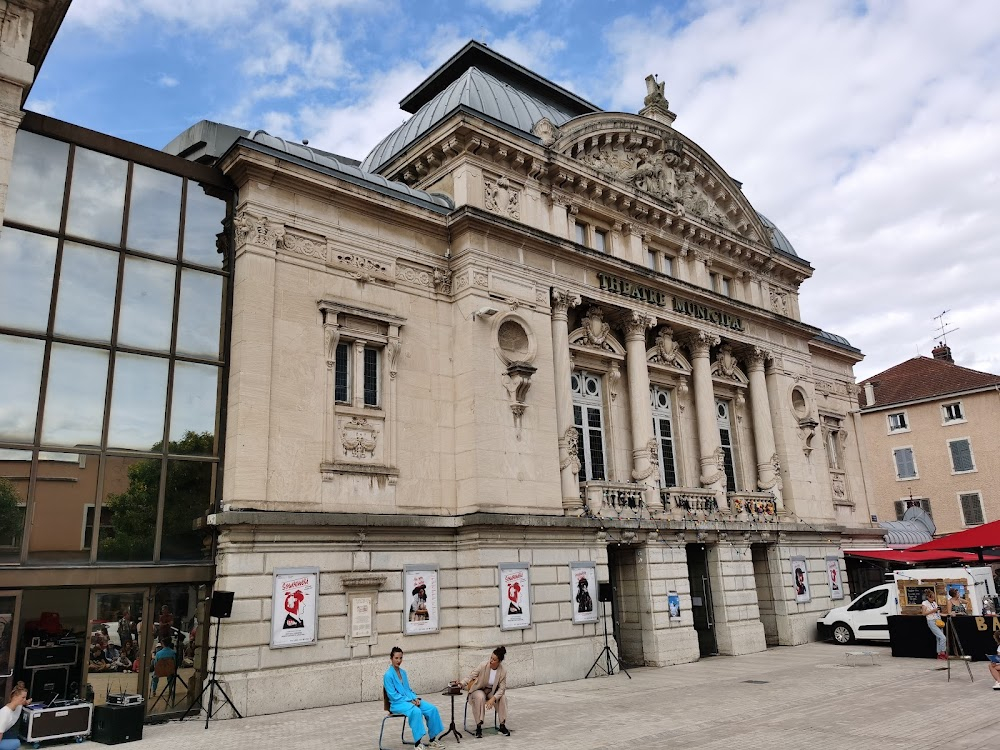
left=945, top=617, right=973, bottom=683
left=586, top=600, right=630, bottom=679
left=180, top=614, right=243, bottom=728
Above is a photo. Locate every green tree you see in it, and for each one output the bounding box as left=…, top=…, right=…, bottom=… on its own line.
left=100, top=431, right=214, bottom=561
left=0, top=477, right=24, bottom=545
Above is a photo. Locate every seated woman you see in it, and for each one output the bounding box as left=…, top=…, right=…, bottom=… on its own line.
left=463, top=646, right=510, bottom=738
left=89, top=645, right=112, bottom=673
left=988, top=631, right=1000, bottom=691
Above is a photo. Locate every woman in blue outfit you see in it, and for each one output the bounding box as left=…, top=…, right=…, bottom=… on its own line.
left=384, top=647, right=445, bottom=750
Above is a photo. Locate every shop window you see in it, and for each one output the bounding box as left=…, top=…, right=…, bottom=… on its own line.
left=959, top=492, right=984, bottom=526
left=893, top=447, right=917, bottom=479
left=887, top=412, right=908, bottom=433
left=948, top=438, right=975, bottom=473
left=572, top=370, right=606, bottom=481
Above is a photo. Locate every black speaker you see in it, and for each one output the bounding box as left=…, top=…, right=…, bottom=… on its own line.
left=92, top=703, right=144, bottom=745
left=23, top=644, right=78, bottom=669
left=210, top=590, right=235, bottom=618
left=28, top=666, right=68, bottom=703
left=598, top=582, right=613, bottom=603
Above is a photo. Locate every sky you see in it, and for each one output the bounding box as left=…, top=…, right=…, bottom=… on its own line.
left=28, top=0, right=1000, bottom=380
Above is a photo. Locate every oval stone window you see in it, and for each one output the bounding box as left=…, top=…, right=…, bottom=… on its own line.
left=498, top=320, right=530, bottom=360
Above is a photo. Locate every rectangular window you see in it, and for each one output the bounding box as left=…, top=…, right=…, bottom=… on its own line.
left=716, top=398, right=738, bottom=492
left=893, top=447, right=917, bottom=479
left=363, top=346, right=379, bottom=407
left=959, top=492, right=984, bottom=526
left=948, top=438, right=975, bottom=473
left=895, top=497, right=932, bottom=520
left=662, top=255, right=673, bottom=276
left=942, top=402, right=964, bottom=422
left=334, top=342, right=350, bottom=403
left=646, top=249, right=657, bottom=270
left=651, top=385, right=677, bottom=488
left=719, top=276, right=731, bottom=297
left=594, top=229, right=607, bottom=253
left=574, top=222, right=587, bottom=245
left=571, top=370, right=606, bottom=481
left=708, top=271, right=719, bottom=292
left=887, top=412, right=908, bottom=432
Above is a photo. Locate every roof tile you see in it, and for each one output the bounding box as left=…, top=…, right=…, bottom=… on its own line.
left=859, top=356, right=1000, bottom=408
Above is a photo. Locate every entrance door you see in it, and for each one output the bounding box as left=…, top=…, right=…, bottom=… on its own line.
left=686, top=544, right=718, bottom=656
left=86, top=590, right=147, bottom=706
left=0, top=592, right=21, bottom=698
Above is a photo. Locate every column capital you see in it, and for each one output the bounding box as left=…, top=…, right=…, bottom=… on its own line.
left=551, top=289, right=581, bottom=319
left=742, top=345, right=771, bottom=373
left=680, top=330, right=719, bottom=359
left=620, top=310, right=657, bottom=342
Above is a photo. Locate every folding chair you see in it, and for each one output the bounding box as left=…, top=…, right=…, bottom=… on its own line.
left=379, top=687, right=409, bottom=750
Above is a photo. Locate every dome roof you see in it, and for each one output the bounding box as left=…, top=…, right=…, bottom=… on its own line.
left=361, top=66, right=580, bottom=174
left=756, top=213, right=799, bottom=258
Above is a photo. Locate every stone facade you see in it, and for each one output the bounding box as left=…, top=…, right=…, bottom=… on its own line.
left=197, top=42, right=882, bottom=717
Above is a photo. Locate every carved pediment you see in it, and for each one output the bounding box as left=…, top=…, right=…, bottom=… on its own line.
left=552, top=115, right=766, bottom=240
left=568, top=305, right=626, bottom=355
left=646, top=326, right=691, bottom=372
left=710, top=343, right=748, bottom=386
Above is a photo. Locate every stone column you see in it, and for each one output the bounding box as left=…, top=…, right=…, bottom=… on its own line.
left=744, top=346, right=783, bottom=510
left=551, top=289, right=583, bottom=514
left=621, top=310, right=658, bottom=508
left=683, top=330, right=726, bottom=507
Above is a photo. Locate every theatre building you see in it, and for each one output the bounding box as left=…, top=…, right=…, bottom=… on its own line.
left=1, top=11, right=884, bottom=718
left=162, top=42, right=882, bottom=715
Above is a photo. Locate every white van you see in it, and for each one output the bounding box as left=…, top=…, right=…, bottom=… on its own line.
left=817, top=566, right=997, bottom=645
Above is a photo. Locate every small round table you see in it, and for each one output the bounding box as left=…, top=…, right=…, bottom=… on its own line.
left=439, top=684, right=464, bottom=743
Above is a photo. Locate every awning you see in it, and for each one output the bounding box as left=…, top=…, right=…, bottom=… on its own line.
left=908, top=518, right=1000, bottom=556
left=844, top=549, right=1000, bottom=564
left=879, top=520, right=933, bottom=547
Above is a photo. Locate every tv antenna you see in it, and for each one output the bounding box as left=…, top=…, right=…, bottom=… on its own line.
left=932, top=310, right=959, bottom=346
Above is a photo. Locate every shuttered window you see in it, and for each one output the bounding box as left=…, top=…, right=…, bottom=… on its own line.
left=959, top=493, right=984, bottom=526
left=893, top=447, right=917, bottom=479
left=948, top=439, right=975, bottom=473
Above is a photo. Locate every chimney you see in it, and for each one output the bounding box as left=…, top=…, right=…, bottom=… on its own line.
left=931, top=343, right=954, bottom=363
left=863, top=382, right=875, bottom=407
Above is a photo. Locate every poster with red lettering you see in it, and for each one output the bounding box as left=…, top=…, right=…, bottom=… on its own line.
left=271, top=568, right=319, bottom=648
left=499, top=564, right=531, bottom=631
left=826, top=556, right=844, bottom=600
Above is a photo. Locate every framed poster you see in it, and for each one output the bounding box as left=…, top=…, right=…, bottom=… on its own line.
left=271, top=568, right=319, bottom=648
left=668, top=591, right=681, bottom=620
left=499, top=564, right=531, bottom=630
left=403, top=565, right=440, bottom=635
left=791, top=556, right=811, bottom=603
left=826, top=556, right=844, bottom=600
left=569, top=561, right=599, bottom=624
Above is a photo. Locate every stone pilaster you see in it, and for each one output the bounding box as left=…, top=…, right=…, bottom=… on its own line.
left=551, top=289, right=583, bottom=514
left=744, top=346, right=783, bottom=510
left=621, top=310, right=658, bottom=509
left=682, top=330, right=726, bottom=508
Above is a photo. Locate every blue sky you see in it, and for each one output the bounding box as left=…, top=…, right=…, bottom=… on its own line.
left=29, top=0, right=1000, bottom=379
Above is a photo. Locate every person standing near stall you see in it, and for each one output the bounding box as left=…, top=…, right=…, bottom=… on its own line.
left=921, top=588, right=947, bottom=659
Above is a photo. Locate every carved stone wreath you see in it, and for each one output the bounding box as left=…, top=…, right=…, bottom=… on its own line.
left=342, top=417, right=378, bottom=459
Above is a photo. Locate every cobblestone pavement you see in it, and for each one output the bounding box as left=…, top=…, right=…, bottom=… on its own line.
left=92, top=643, right=1000, bottom=750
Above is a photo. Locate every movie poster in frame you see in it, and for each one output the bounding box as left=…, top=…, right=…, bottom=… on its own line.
left=826, top=556, right=844, bottom=600
left=403, top=565, right=440, bottom=635
left=791, top=556, right=811, bottom=603
left=498, top=564, right=531, bottom=630
left=569, top=561, right=599, bottom=624
left=271, top=568, right=319, bottom=648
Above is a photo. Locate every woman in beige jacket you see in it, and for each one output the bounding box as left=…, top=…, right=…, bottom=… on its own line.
left=464, top=646, right=510, bottom=737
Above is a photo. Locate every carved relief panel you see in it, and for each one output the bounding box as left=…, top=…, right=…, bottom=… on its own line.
left=484, top=174, right=521, bottom=220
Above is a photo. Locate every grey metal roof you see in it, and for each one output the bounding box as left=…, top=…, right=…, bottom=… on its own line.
left=813, top=330, right=860, bottom=353
left=245, top=130, right=454, bottom=212
left=757, top=213, right=801, bottom=259
left=361, top=66, right=580, bottom=174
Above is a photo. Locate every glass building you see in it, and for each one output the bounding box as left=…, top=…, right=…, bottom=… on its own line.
left=0, top=114, right=232, bottom=717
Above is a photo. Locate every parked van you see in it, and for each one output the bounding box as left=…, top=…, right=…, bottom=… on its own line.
left=817, top=566, right=998, bottom=645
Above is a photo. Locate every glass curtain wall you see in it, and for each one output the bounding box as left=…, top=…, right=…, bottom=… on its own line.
left=0, top=128, right=231, bottom=565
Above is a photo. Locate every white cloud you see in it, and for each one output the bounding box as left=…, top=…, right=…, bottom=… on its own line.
left=489, top=29, right=567, bottom=74
left=24, top=98, right=56, bottom=115
left=157, top=74, right=179, bottom=88
left=474, top=0, right=542, bottom=16
left=602, top=0, right=1000, bottom=378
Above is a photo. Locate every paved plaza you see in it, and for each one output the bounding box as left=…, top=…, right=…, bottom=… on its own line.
left=106, top=643, right=998, bottom=750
